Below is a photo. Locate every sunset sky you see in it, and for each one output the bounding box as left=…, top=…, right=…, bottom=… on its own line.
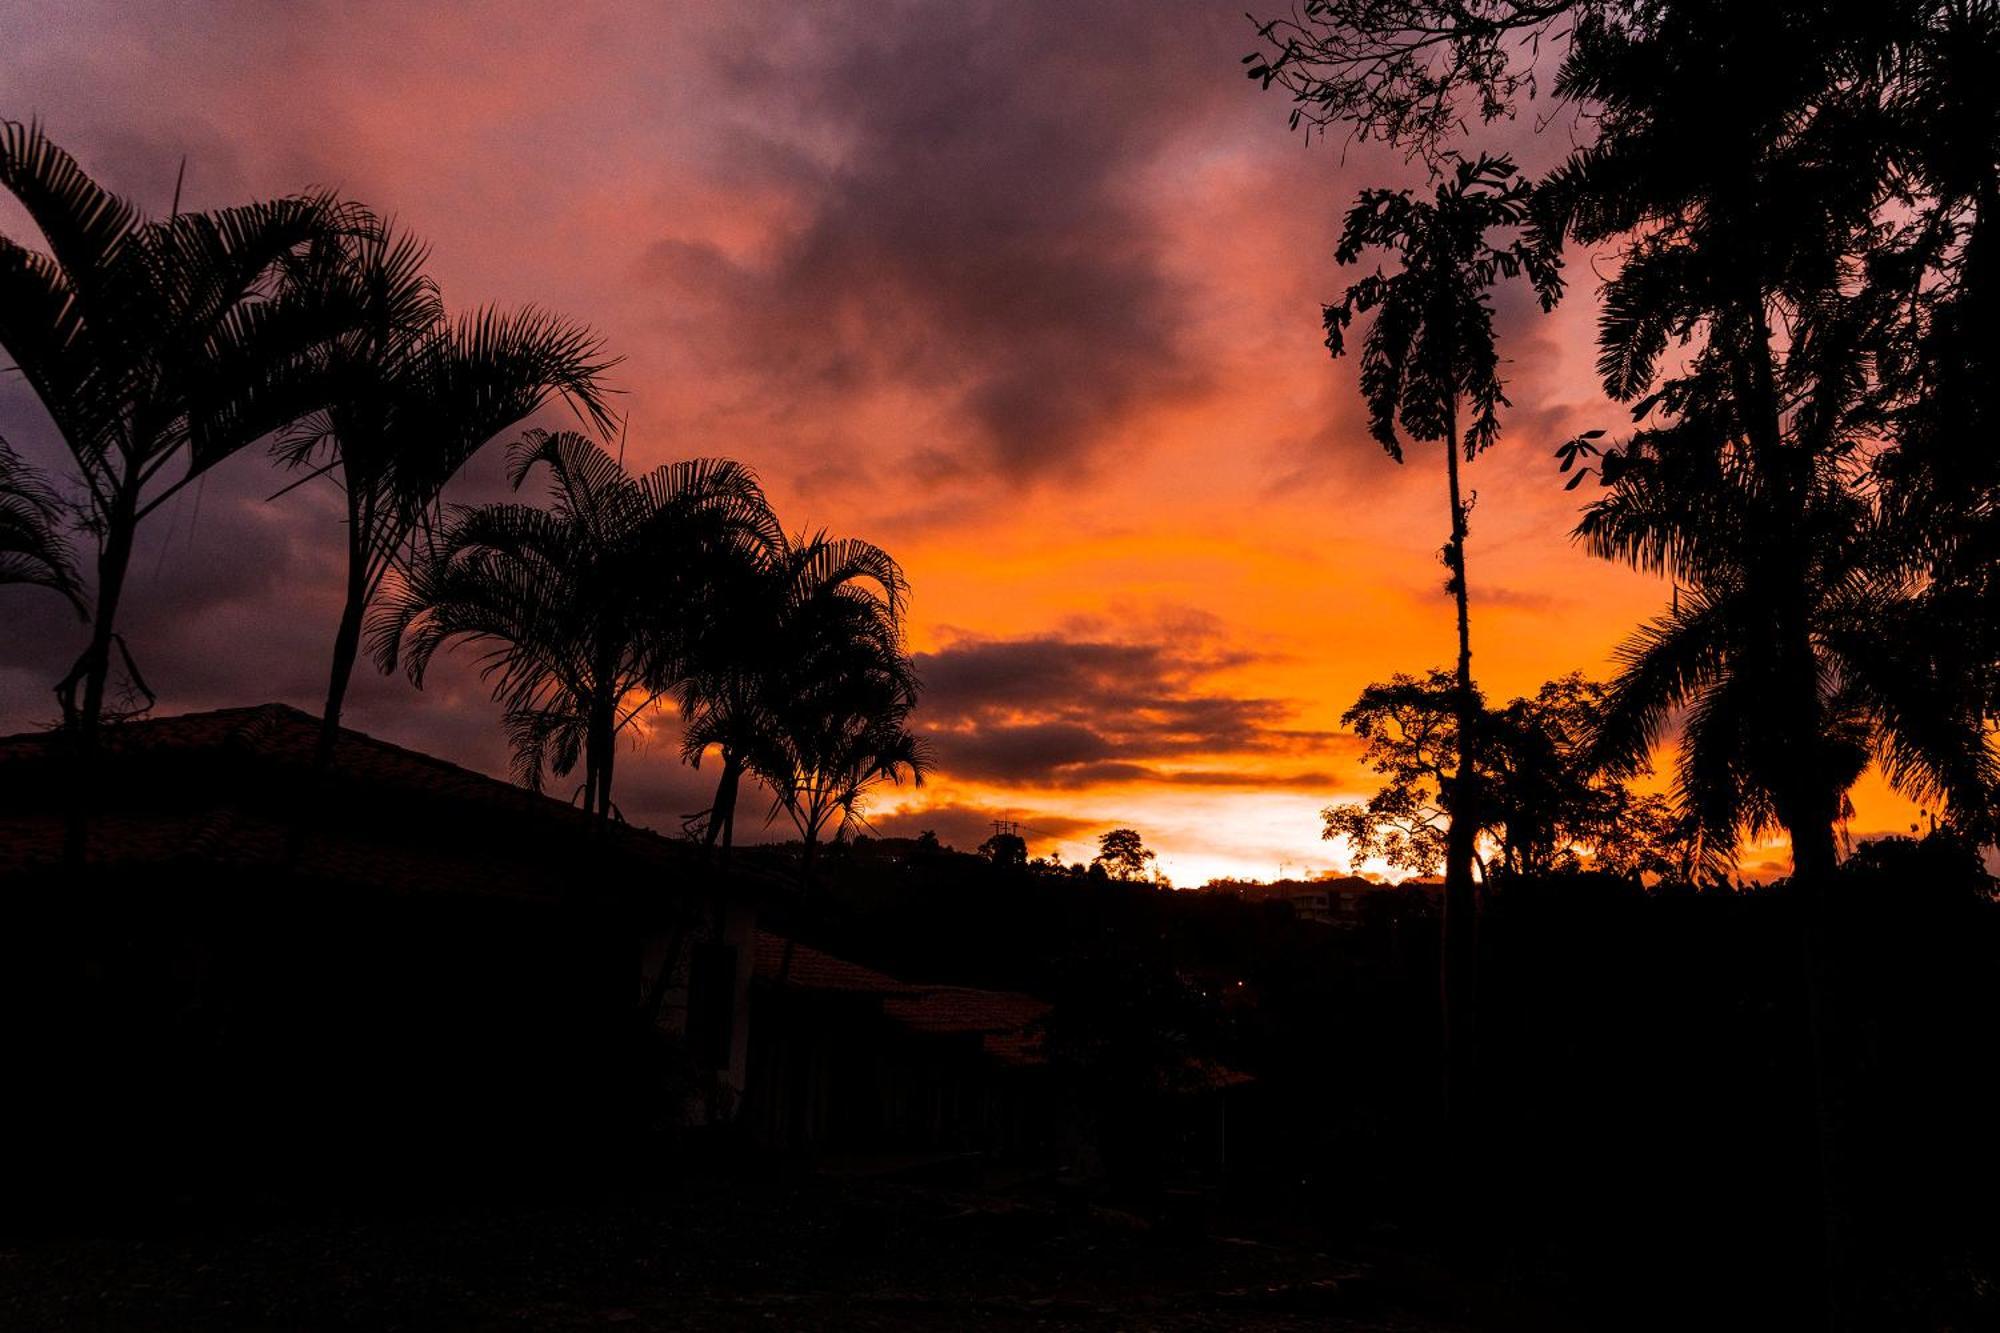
left=0, top=0, right=1919, bottom=882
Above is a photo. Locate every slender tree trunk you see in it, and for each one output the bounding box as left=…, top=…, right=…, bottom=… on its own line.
left=705, top=751, right=744, bottom=940
left=702, top=754, right=743, bottom=859
left=72, top=492, right=138, bottom=739
left=315, top=522, right=370, bottom=773
left=284, top=535, right=370, bottom=868
left=580, top=677, right=618, bottom=827
left=62, top=489, right=138, bottom=865
left=1439, top=411, right=1480, bottom=1154
left=596, top=715, right=617, bottom=822
left=1747, top=269, right=1848, bottom=1329
left=582, top=720, right=605, bottom=826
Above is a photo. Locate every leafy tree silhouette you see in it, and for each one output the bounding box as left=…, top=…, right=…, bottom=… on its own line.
left=978, top=831, right=1028, bottom=868
left=372, top=430, right=780, bottom=822
left=0, top=120, right=354, bottom=737
left=1248, top=2, right=2000, bottom=1320
left=1539, top=4, right=1997, bottom=877
left=1322, top=151, right=1560, bottom=1128
left=1243, top=0, right=1582, bottom=157
left=272, top=216, right=616, bottom=770
left=1093, top=827, right=1158, bottom=882
left=1322, top=670, right=1691, bottom=881
left=1531, top=10, right=2000, bottom=1322
left=1872, top=2, right=2000, bottom=734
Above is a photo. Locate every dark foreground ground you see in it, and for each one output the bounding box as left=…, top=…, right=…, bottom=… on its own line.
left=1, top=1171, right=1564, bottom=1332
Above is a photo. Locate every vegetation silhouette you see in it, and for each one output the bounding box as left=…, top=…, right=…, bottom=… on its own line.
left=1323, top=669, right=1688, bottom=882
left=373, top=429, right=783, bottom=824
left=0, top=435, right=84, bottom=614
left=272, top=214, right=617, bottom=771
left=0, top=120, right=352, bottom=737
left=1092, top=826, right=1159, bottom=882
left=1539, top=4, right=1994, bottom=880
left=742, top=604, right=927, bottom=887
left=676, top=529, right=915, bottom=870
left=1253, top=1, right=2000, bottom=1323
left=1321, top=151, right=1561, bottom=1137
left=977, top=828, right=1028, bottom=867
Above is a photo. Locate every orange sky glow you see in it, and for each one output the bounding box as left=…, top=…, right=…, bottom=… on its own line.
left=0, top=1, right=1923, bottom=881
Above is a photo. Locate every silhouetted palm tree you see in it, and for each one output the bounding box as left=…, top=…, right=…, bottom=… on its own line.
left=1539, top=3, right=1916, bottom=878
left=0, top=436, right=84, bottom=616
left=676, top=531, right=909, bottom=865
left=1578, top=432, right=1996, bottom=877
left=0, top=120, right=352, bottom=734
left=1539, top=20, right=1993, bottom=1317
left=371, top=430, right=779, bottom=821
left=274, top=218, right=616, bottom=768
left=1323, top=151, right=1561, bottom=1122
left=750, top=658, right=927, bottom=885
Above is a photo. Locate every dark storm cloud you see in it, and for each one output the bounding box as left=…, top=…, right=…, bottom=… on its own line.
left=650, top=0, right=1236, bottom=480
left=913, top=625, right=1347, bottom=789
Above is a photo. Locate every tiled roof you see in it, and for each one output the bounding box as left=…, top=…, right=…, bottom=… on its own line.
left=979, top=1031, right=1047, bottom=1067
left=751, top=931, right=920, bottom=994
left=754, top=933, right=1056, bottom=1066
left=882, top=986, right=1050, bottom=1036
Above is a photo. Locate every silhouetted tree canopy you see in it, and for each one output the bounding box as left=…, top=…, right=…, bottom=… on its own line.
left=0, top=119, right=358, bottom=733
left=1094, top=827, right=1160, bottom=883
left=272, top=214, right=616, bottom=767
left=978, top=831, right=1028, bottom=868
left=1322, top=670, right=1689, bottom=880
left=677, top=529, right=917, bottom=867
left=373, top=430, right=781, bottom=821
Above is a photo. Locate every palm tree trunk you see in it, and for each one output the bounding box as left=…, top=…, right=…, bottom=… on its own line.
left=61, top=489, right=138, bottom=865
left=703, top=753, right=743, bottom=858
left=595, top=714, right=617, bottom=822
left=1747, top=272, right=1848, bottom=1328
left=1440, top=412, right=1480, bottom=1145
left=315, top=519, right=371, bottom=773
left=704, top=751, right=745, bottom=940
left=581, top=680, right=617, bottom=827
left=71, top=491, right=138, bottom=738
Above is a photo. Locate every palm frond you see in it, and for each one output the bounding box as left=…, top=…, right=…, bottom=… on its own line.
left=0, top=436, right=85, bottom=615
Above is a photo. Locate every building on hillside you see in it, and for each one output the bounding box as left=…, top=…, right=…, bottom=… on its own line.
left=742, top=931, right=1253, bottom=1189
left=0, top=704, right=755, bottom=1210
left=742, top=931, right=1057, bottom=1160
left=1208, top=875, right=1387, bottom=925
